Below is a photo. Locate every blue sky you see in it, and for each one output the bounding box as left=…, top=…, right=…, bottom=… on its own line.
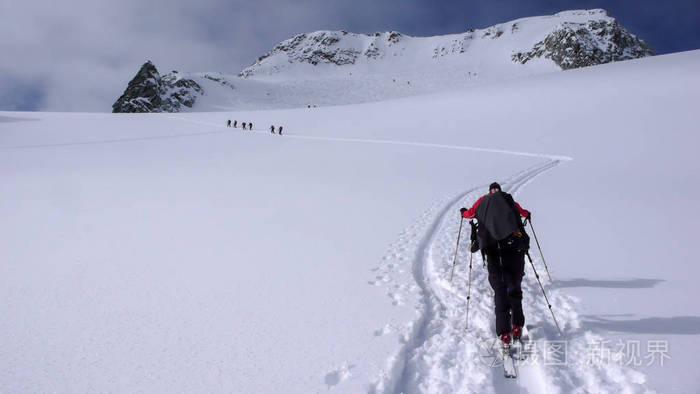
left=0, top=0, right=697, bottom=111
left=390, top=1, right=698, bottom=55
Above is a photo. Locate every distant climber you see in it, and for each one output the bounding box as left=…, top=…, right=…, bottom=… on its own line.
left=242, top=122, right=247, bottom=130
left=270, top=125, right=275, bottom=134
left=249, top=122, right=253, bottom=130
left=278, top=126, right=283, bottom=135
left=233, top=120, right=237, bottom=128
left=227, top=119, right=231, bottom=127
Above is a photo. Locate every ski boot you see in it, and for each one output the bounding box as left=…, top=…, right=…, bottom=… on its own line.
left=500, top=333, right=511, bottom=345
left=512, top=325, right=522, bottom=341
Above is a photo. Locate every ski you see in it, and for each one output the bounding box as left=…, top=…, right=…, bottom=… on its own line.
left=511, top=339, right=524, bottom=361
left=501, top=342, right=517, bottom=378
left=511, top=325, right=532, bottom=361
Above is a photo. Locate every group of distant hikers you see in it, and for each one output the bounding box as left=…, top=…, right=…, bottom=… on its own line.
left=226, top=119, right=283, bottom=135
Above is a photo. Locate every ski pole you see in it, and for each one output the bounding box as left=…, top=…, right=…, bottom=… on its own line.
left=465, top=248, right=474, bottom=330
left=527, top=219, right=552, bottom=282
left=526, top=251, right=562, bottom=336
left=449, top=216, right=464, bottom=282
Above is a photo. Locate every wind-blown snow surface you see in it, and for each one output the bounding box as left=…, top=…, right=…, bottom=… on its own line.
left=1, top=50, right=698, bottom=393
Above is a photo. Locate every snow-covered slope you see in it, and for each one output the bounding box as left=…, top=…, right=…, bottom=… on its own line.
left=113, top=9, right=653, bottom=112
left=3, top=49, right=697, bottom=392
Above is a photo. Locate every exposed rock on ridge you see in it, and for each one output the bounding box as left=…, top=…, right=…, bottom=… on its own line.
left=512, top=10, right=654, bottom=69
left=239, top=30, right=404, bottom=77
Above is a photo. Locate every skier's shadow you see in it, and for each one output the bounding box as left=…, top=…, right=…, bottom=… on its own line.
left=583, top=315, right=700, bottom=335
left=551, top=278, right=664, bottom=289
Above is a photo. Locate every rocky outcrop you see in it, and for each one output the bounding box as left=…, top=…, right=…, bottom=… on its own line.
left=242, top=31, right=360, bottom=74
left=512, top=11, right=654, bottom=69
left=239, top=31, right=404, bottom=77
left=112, top=61, right=204, bottom=113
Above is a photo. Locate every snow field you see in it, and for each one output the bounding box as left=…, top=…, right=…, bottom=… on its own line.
left=1, top=49, right=699, bottom=393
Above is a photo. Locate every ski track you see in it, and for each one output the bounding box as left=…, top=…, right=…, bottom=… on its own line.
left=369, top=154, right=653, bottom=393
left=0, top=117, right=571, bottom=162
left=179, top=118, right=575, bottom=161
left=368, top=160, right=558, bottom=394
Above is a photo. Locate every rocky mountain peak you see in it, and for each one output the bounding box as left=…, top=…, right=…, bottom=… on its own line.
left=112, top=61, right=204, bottom=113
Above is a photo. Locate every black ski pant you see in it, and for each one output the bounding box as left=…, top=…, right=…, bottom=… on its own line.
left=485, top=245, right=525, bottom=336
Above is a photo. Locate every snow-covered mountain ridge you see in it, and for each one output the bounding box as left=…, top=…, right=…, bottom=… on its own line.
left=112, top=9, right=653, bottom=113
left=240, top=9, right=652, bottom=76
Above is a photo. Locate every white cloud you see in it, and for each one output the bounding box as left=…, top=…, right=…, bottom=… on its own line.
left=0, top=0, right=373, bottom=111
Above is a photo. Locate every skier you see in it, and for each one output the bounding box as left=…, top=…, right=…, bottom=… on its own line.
left=460, top=182, right=531, bottom=345
left=278, top=126, right=283, bottom=135
left=270, top=125, right=275, bottom=134
left=227, top=119, right=231, bottom=127
left=249, top=122, right=253, bottom=130
left=233, top=120, right=238, bottom=128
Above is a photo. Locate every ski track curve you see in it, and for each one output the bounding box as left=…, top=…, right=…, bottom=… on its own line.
left=0, top=118, right=571, bottom=162
left=370, top=156, right=652, bottom=393
left=372, top=160, right=558, bottom=394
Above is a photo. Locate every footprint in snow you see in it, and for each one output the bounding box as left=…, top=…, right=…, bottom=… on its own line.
left=376, top=275, right=390, bottom=282
left=374, top=324, right=395, bottom=337
left=324, top=363, right=354, bottom=388
left=388, top=292, right=404, bottom=306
